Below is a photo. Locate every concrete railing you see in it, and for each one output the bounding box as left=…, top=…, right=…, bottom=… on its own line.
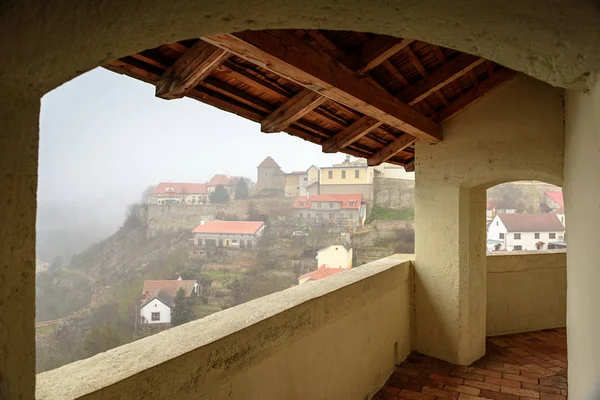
left=37, top=255, right=413, bottom=400
left=487, top=250, right=567, bottom=336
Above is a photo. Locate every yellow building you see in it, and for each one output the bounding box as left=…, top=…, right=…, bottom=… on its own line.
left=319, top=158, right=377, bottom=200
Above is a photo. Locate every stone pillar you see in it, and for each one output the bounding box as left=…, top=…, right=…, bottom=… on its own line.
left=413, top=76, right=564, bottom=365
left=564, top=78, right=600, bottom=399
left=0, top=93, right=39, bottom=398
left=414, top=178, right=487, bottom=364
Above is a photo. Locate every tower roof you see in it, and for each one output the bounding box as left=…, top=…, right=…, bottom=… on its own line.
left=258, top=156, right=280, bottom=168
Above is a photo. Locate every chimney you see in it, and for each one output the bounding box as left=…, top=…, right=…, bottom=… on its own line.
left=200, top=220, right=205, bottom=225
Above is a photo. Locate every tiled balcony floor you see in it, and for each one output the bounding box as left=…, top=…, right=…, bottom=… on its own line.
left=375, top=328, right=567, bottom=400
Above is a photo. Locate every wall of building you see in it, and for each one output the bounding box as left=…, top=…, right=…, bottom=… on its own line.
left=317, top=246, right=352, bottom=269
left=321, top=167, right=372, bottom=185
left=320, top=183, right=373, bottom=200
left=414, top=75, right=565, bottom=365
left=564, top=77, right=600, bottom=400
left=36, top=256, right=413, bottom=400
left=141, top=299, right=172, bottom=324
left=486, top=251, right=566, bottom=336
left=373, top=177, right=415, bottom=209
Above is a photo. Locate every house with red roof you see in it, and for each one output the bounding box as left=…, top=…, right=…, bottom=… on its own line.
left=297, top=265, right=346, bottom=285
left=192, top=220, right=265, bottom=249
left=140, top=277, right=199, bottom=325
left=151, top=182, right=209, bottom=205
left=292, top=194, right=365, bottom=227
left=543, top=191, right=566, bottom=227
left=206, top=174, right=238, bottom=199
left=487, top=213, right=566, bottom=252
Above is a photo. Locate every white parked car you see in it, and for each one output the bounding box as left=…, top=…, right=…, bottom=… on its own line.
left=292, top=231, right=309, bottom=237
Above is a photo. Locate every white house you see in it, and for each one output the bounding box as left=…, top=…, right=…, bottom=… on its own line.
left=192, top=220, right=265, bottom=249
left=150, top=182, right=209, bottom=205
left=487, top=213, right=566, bottom=252
left=544, top=191, right=566, bottom=227
left=140, top=278, right=199, bottom=325
left=316, top=239, right=353, bottom=269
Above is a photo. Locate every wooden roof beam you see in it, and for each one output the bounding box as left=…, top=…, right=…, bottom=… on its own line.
left=404, top=160, right=415, bottom=172
left=156, top=41, right=230, bottom=100
left=433, top=68, right=516, bottom=123
left=202, top=31, right=441, bottom=143
left=345, top=36, right=414, bottom=75
left=367, top=134, right=417, bottom=166
left=322, top=116, right=383, bottom=153
left=397, top=54, right=486, bottom=106
left=261, top=88, right=327, bottom=133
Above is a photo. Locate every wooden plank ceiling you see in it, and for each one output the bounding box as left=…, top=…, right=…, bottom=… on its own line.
left=105, top=29, right=517, bottom=169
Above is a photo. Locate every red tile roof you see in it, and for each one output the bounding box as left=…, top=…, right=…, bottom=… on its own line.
left=141, top=279, right=197, bottom=300
left=207, top=174, right=235, bottom=186
left=298, top=265, right=346, bottom=282
left=497, top=213, right=565, bottom=232
left=152, top=182, right=208, bottom=196
left=545, top=191, right=564, bottom=207
left=292, top=194, right=362, bottom=210
left=258, top=156, right=280, bottom=168
left=192, top=220, right=265, bottom=234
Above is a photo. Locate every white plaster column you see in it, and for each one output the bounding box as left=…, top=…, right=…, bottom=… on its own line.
left=564, top=77, right=600, bottom=400
left=0, top=93, right=39, bottom=398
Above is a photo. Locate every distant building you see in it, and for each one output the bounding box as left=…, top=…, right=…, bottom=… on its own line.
left=192, top=220, right=265, bottom=249
left=256, top=157, right=286, bottom=192
left=35, top=258, right=49, bottom=274
left=150, top=182, right=208, bottom=204
left=140, top=277, right=199, bottom=325
left=487, top=213, right=566, bottom=251
left=319, top=158, right=376, bottom=200
left=316, top=239, right=353, bottom=269
left=206, top=174, right=237, bottom=198
left=284, top=171, right=309, bottom=197
left=543, top=191, right=565, bottom=227
left=297, top=265, right=346, bottom=285
left=292, top=194, right=365, bottom=227
left=486, top=200, right=518, bottom=221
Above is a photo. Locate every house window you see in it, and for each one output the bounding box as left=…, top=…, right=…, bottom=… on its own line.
left=303, top=177, right=308, bottom=181
left=499, top=233, right=505, bottom=239
left=514, top=233, right=521, bottom=240
left=307, top=213, right=311, bottom=218
left=348, top=201, right=356, bottom=206
left=328, top=171, right=333, bottom=179
left=549, top=233, right=556, bottom=239
left=355, top=170, right=360, bottom=178
left=317, top=202, right=322, bottom=208
left=513, top=245, right=523, bottom=251
left=298, top=201, right=305, bottom=206
left=232, top=240, right=237, bottom=243
left=329, top=203, right=334, bottom=208
left=341, top=170, right=346, bottom=179
left=340, top=213, right=345, bottom=218
left=496, top=221, right=499, bottom=226
left=151, top=312, right=160, bottom=321
left=534, top=233, right=540, bottom=239
left=329, top=213, right=334, bottom=220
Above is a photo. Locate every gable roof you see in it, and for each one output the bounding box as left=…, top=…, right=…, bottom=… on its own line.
left=318, top=237, right=352, bottom=253
left=298, top=265, right=346, bottom=282
left=293, top=194, right=362, bottom=210
left=207, top=174, right=235, bottom=186
left=192, top=220, right=265, bottom=235
left=141, top=279, right=197, bottom=301
left=497, top=213, right=565, bottom=232
left=258, top=156, right=280, bottom=168
left=545, top=191, right=564, bottom=207
left=152, top=182, right=208, bottom=196
left=141, top=289, right=174, bottom=308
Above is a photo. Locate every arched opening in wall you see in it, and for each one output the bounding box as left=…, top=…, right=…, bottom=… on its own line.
left=485, top=180, right=567, bottom=338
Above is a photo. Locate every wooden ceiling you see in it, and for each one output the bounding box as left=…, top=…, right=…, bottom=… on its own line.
left=104, top=29, right=517, bottom=170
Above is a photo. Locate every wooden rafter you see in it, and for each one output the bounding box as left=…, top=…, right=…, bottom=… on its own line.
left=202, top=31, right=441, bottom=142
left=433, top=68, right=516, bottom=123
left=321, top=116, right=383, bottom=153
left=345, top=36, right=413, bottom=75
left=261, top=88, right=327, bottom=133
left=404, top=46, right=428, bottom=77
left=397, top=54, right=486, bottom=106
left=367, top=134, right=417, bottom=166
left=404, top=160, right=415, bottom=172
left=156, top=41, right=230, bottom=99
left=382, top=60, right=410, bottom=88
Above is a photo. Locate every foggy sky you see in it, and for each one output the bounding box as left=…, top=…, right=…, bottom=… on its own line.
left=39, top=68, right=346, bottom=209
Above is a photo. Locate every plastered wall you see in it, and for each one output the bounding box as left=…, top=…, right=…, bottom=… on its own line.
left=564, top=77, right=600, bottom=400
left=36, top=257, right=413, bottom=400
left=414, top=75, right=565, bottom=364
left=486, top=252, right=566, bottom=336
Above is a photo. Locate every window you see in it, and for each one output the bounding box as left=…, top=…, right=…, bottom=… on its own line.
left=151, top=312, right=160, bottom=321
left=317, top=202, right=322, bottom=208
left=549, top=233, right=556, bottom=239
left=355, top=170, right=360, bottom=178
left=303, top=177, right=308, bottom=181
left=534, top=233, right=540, bottom=239
left=514, top=233, right=521, bottom=240
left=329, top=202, right=334, bottom=208
left=307, top=213, right=311, bottom=218
left=347, top=201, right=356, bottom=206
left=496, top=221, right=499, bottom=226
left=341, top=170, right=346, bottom=179
left=232, top=240, right=237, bottom=243
left=298, top=201, right=305, bottom=206
left=328, top=171, right=333, bottom=179
left=513, top=245, right=523, bottom=251
left=329, top=213, right=334, bottom=220
left=499, top=233, right=505, bottom=239
left=340, top=213, right=344, bottom=218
